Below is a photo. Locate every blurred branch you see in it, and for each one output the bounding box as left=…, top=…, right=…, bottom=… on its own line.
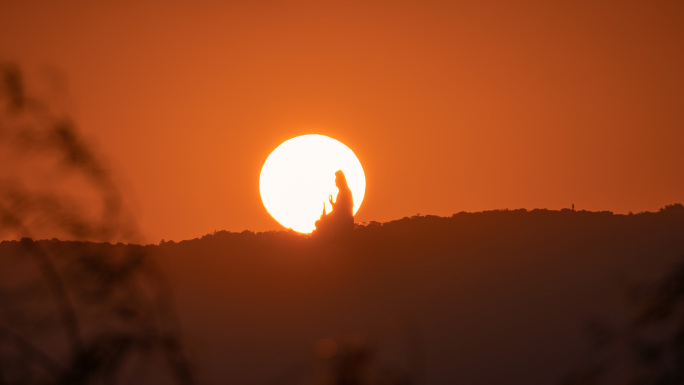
left=0, top=326, right=62, bottom=377
left=0, top=63, right=194, bottom=384
left=19, top=237, right=84, bottom=357
left=0, top=202, right=84, bottom=357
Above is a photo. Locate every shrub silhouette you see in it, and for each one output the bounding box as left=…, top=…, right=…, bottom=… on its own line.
left=563, top=256, right=684, bottom=385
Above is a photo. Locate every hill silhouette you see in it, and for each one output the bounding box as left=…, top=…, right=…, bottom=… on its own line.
left=2, top=205, right=684, bottom=384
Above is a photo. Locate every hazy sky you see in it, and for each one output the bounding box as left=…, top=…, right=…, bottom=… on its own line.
left=2, top=0, right=683, bottom=242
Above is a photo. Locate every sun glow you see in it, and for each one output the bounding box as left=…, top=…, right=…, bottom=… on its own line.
left=259, top=135, right=366, bottom=233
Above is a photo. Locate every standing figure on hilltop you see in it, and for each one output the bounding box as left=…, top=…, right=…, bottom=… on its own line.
left=315, top=170, right=354, bottom=235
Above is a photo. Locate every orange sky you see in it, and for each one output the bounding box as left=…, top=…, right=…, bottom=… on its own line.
left=2, top=0, right=683, bottom=242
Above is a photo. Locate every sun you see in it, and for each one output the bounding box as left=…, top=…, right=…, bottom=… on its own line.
left=259, top=135, right=366, bottom=233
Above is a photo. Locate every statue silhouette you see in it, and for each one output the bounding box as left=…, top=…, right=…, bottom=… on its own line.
left=314, top=170, right=354, bottom=235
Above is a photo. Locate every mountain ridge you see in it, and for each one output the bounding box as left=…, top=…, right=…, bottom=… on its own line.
left=2, top=204, right=684, bottom=384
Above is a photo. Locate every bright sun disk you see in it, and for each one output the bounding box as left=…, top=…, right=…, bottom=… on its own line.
left=259, top=135, right=366, bottom=233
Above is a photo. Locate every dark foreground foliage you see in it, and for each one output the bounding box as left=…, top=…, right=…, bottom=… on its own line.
left=1, top=64, right=192, bottom=384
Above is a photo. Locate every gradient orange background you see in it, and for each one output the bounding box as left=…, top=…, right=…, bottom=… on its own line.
left=2, top=1, right=683, bottom=242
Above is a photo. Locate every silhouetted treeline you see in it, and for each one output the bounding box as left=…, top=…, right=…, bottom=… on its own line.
left=3, top=206, right=684, bottom=384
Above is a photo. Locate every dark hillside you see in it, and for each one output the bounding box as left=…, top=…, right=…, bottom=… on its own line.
left=2, top=206, right=684, bottom=384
